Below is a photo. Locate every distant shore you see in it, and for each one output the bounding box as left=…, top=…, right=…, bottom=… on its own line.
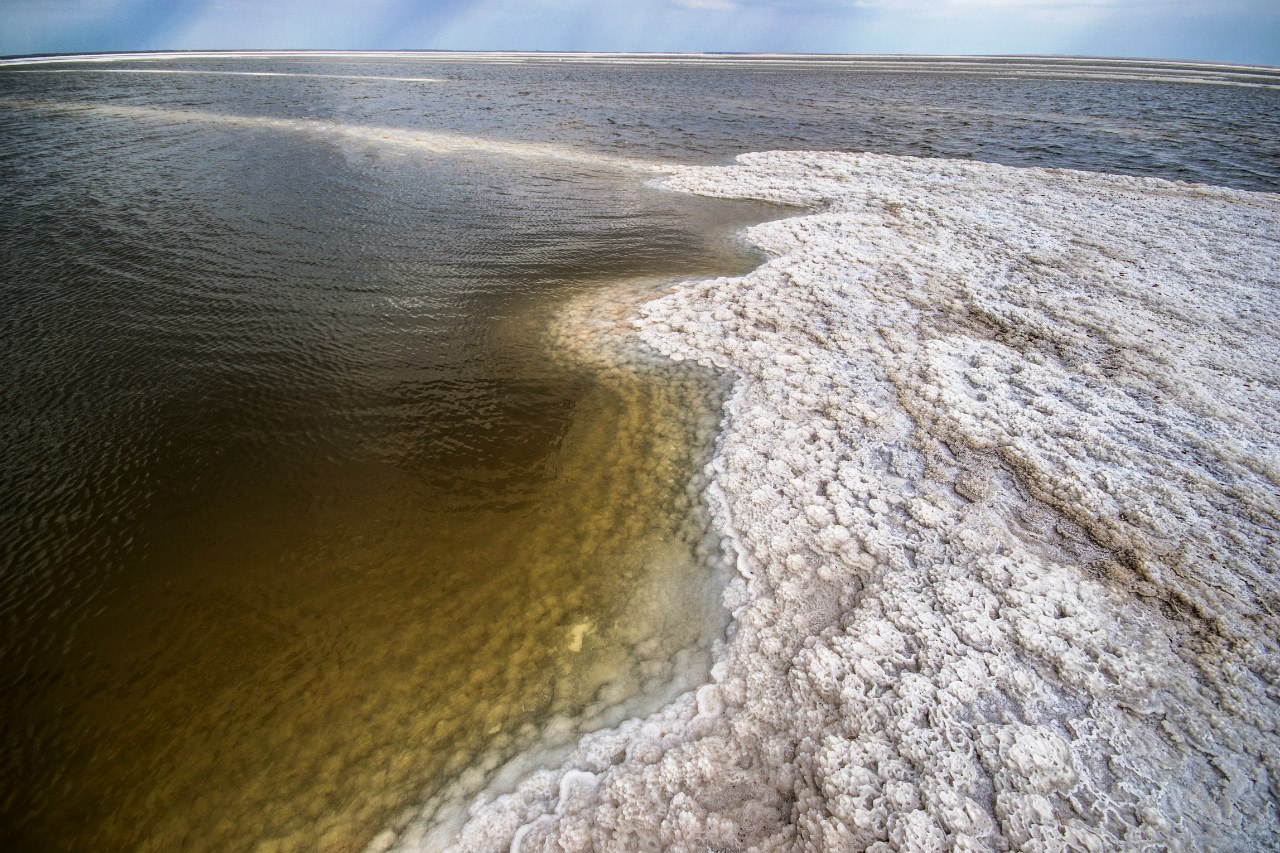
left=4, top=52, right=1278, bottom=90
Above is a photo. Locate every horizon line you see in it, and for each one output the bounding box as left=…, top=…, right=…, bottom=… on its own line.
left=2, top=49, right=1278, bottom=73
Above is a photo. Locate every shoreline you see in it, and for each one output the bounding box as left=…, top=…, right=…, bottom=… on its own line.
left=4, top=53, right=1277, bottom=91
left=365, top=276, right=746, bottom=853
left=388, top=151, right=1280, bottom=851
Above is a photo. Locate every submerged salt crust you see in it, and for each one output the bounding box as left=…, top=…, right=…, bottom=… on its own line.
left=382, top=153, right=1280, bottom=852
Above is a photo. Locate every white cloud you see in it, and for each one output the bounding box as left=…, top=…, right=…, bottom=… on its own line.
left=676, top=0, right=739, bottom=11
left=850, top=0, right=1117, bottom=6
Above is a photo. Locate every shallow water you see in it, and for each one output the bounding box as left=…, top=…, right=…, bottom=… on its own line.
left=0, top=82, right=767, bottom=852
left=1, top=54, right=1278, bottom=853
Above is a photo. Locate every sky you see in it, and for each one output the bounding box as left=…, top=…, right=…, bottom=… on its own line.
left=2, top=0, right=1278, bottom=66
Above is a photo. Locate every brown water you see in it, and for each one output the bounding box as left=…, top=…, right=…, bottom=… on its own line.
left=3, top=53, right=1278, bottom=853
left=0, top=83, right=769, bottom=853
left=13, top=311, right=747, bottom=853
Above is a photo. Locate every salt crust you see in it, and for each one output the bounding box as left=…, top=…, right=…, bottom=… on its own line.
left=397, top=153, right=1280, bottom=852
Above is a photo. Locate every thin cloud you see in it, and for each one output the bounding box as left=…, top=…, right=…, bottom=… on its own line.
left=849, top=0, right=1117, bottom=6
left=676, top=0, right=739, bottom=10
left=1, top=0, right=1276, bottom=64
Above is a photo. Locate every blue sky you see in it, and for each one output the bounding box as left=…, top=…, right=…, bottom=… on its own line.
left=3, top=0, right=1278, bottom=66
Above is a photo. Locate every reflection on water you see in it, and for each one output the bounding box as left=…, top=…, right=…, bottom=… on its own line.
left=1, top=54, right=1278, bottom=853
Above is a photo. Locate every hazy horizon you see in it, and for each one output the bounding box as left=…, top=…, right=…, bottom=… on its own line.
left=3, top=0, right=1277, bottom=67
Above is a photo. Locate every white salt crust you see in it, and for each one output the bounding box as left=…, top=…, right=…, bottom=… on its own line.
left=393, top=153, right=1280, bottom=852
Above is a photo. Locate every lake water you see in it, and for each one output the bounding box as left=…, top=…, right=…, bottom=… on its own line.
left=1, top=53, right=1277, bottom=853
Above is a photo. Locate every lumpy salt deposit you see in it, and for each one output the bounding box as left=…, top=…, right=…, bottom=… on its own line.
left=380, top=152, right=1280, bottom=852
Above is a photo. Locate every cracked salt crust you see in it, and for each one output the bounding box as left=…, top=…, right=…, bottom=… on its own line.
left=389, top=153, right=1280, bottom=852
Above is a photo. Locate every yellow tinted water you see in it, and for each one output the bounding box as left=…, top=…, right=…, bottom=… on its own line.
left=16, top=276, right=748, bottom=853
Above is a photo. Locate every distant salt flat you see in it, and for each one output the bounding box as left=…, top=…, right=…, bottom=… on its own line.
left=395, top=153, right=1280, bottom=852
left=2, top=50, right=1276, bottom=89
left=0, top=50, right=424, bottom=65
left=8, top=68, right=442, bottom=83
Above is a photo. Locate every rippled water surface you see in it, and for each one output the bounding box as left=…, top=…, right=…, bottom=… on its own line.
left=1, top=54, right=1278, bottom=853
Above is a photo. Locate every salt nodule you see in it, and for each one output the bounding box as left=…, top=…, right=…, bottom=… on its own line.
left=388, top=153, right=1280, bottom=852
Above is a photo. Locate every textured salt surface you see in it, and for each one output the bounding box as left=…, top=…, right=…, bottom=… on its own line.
left=387, top=153, right=1280, bottom=852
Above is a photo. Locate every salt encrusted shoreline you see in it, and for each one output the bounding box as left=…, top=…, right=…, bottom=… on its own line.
left=408, top=153, right=1280, bottom=852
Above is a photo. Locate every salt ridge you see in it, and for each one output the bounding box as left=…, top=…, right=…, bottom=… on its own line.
left=386, top=152, right=1280, bottom=853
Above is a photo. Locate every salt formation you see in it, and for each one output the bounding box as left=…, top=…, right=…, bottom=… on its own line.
left=389, top=153, right=1280, bottom=852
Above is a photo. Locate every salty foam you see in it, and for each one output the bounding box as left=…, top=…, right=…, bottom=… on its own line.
left=383, top=153, right=1280, bottom=852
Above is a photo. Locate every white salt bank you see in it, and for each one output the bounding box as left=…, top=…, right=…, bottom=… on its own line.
left=385, top=153, right=1280, bottom=852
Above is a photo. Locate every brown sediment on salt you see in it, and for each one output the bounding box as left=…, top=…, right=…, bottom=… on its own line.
left=388, top=153, right=1280, bottom=852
